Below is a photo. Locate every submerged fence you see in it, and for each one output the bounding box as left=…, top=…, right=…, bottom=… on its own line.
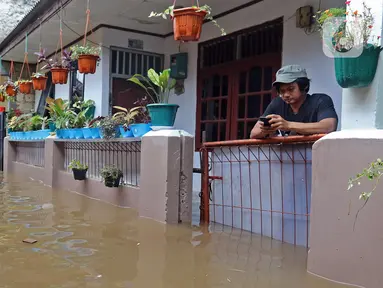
left=200, top=135, right=324, bottom=247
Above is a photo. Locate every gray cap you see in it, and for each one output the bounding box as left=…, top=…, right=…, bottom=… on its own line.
left=272, top=65, right=308, bottom=86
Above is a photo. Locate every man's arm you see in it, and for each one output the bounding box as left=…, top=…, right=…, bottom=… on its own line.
left=288, top=118, right=337, bottom=134
left=287, top=94, right=338, bottom=135
left=250, top=98, right=280, bottom=139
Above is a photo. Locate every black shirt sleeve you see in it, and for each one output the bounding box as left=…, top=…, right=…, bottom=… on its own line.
left=317, top=94, right=338, bottom=122
left=261, top=97, right=281, bottom=117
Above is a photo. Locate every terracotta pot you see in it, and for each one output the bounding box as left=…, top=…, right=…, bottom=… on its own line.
left=78, top=55, right=99, bottom=74
left=32, top=76, right=48, bottom=91
left=51, top=68, right=69, bottom=84
left=0, top=93, right=4, bottom=102
left=18, top=82, right=33, bottom=94
left=173, top=7, right=207, bottom=42
left=5, top=84, right=17, bottom=97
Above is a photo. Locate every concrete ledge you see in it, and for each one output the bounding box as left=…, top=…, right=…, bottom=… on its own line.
left=55, top=171, right=140, bottom=208
left=308, top=130, right=383, bottom=288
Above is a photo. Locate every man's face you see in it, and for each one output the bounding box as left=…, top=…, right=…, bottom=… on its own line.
left=278, top=82, right=302, bottom=105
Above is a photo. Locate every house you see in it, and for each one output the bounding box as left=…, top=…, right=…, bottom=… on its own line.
left=2, top=0, right=383, bottom=286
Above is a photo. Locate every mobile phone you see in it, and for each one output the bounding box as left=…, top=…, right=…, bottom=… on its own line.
left=259, top=117, right=271, bottom=127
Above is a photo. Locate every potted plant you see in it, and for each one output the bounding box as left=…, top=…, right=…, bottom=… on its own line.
left=99, top=116, right=120, bottom=139
left=39, top=49, right=73, bottom=85
left=100, top=165, right=123, bottom=188
left=15, top=79, right=33, bottom=94
left=70, top=44, right=101, bottom=74
left=72, top=99, right=96, bottom=119
left=68, top=159, right=88, bottom=181
left=316, top=2, right=382, bottom=88
left=3, top=80, right=17, bottom=97
left=149, top=4, right=225, bottom=41
left=31, top=72, right=48, bottom=91
left=82, top=116, right=104, bottom=139
left=128, top=69, right=178, bottom=129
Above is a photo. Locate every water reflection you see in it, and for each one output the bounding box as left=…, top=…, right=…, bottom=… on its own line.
left=0, top=175, right=349, bottom=287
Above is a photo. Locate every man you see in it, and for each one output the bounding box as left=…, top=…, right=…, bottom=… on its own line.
left=250, top=65, right=338, bottom=139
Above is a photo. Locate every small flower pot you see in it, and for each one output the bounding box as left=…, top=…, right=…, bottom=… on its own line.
left=0, top=93, right=4, bottom=102
left=78, top=55, right=99, bottom=74
left=130, top=123, right=152, bottom=137
left=173, top=7, right=207, bottom=42
left=73, top=128, right=84, bottom=139
left=51, top=68, right=69, bottom=84
left=32, top=76, right=47, bottom=91
left=147, top=103, right=179, bottom=128
left=5, top=85, right=17, bottom=97
left=119, top=125, right=134, bottom=138
left=18, top=82, right=32, bottom=94
left=72, top=168, right=88, bottom=181
left=104, top=176, right=122, bottom=188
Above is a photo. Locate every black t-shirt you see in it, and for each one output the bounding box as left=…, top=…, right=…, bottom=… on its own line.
left=261, top=93, right=338, bottom=135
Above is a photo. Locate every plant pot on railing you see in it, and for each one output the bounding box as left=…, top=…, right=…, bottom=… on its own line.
left=130, top=123, right=152, bottom=137
left=32, top=76, right=47, bottom=91
left=119, top=125, right=134, bottom=138
left=18, top=82, right=33, bottom=94
left=147, top=103, right=179, bottom=129
left=173, top=7, right=207, bottom=41
left=72, top=168, right=88, bottom=181
left=104, top=176, right=122, bottom=188
left=334, top=44, right=383, bottom=88
left=78, top=55, right=99, bottom=74
left=51, top=68, right=69, bottom=84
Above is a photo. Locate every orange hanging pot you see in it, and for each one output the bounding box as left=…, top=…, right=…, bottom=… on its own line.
left=32, top=76, right=48, bottom=91
left=0, top=92, right=4, bottom=102
left=5, top=84, right=17, bottom=97
left=51, top=68, right=69, bottom=84
left=78, top=55, right=99, bottom=74
left=173, top=7, right=207, bottom=42
left=18, top=82, right=33, bottom=94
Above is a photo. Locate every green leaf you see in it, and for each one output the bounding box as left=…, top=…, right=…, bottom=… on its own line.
left=128, top=76, right=150, bottom=92
left=147, top=69, right=160, bottom=87
left=159, top=69, right=170, bottom=92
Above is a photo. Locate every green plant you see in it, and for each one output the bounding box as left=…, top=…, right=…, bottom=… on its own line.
left=149, top=4, right=226, bottom=36
left=15, top=79, right=32, bottom=86
left=31, top=72, right=46, bottom=78
left=100, top=116, right=119, bottom=139
left=26, top=115, right=47, bottom=131
left=68, top=108, right=90, bottom=128
left=68, top=159, right=88, bottom=170
left=70, top=44, right=101, bottom=60
left=128, top=69, right=176, bottom=104
left=100, top=165, right=123, bottom=180
left=45, top=97, right=71, bottom=129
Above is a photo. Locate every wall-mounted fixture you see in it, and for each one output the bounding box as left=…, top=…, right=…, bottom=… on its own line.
left=296, top=6, right=314, bottom=28
left=170, top=53, right=188, bottom=80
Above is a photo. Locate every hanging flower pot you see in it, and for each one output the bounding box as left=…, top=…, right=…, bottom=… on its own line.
left=149, top=4, right=225, bottom=42
left=32, top=74, right=48, bottom=91
left=5, top=84, right=17, bottom=97
left=78, top=55, right=99, bottom=74
left=17, top=81, right=33, bottom=94
left=51, top=68, right=69, bottom=84
left=0, top=92, right=4, bottom=102
left=334, top=44, right=382, bottom=88
left=172, top=7, right=207, bottom=41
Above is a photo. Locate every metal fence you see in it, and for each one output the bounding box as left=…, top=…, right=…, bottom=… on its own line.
left=15, top=141, right=45, bottom=168
left=200, top=135, right=324, bottom=248
left=63, top=140, right=141, bottom=186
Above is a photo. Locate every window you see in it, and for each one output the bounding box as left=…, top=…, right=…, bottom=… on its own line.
left=196, top=18, right=283, bottom=147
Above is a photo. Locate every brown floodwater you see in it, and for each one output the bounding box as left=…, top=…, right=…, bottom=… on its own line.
left=0, top=175, right=349, bottom=288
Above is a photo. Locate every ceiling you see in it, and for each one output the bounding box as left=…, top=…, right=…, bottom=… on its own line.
left=1, top=0, right=257, bottom=62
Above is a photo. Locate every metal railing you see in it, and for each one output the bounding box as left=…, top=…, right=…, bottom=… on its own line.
left=200, top=135, right=324, bottom=247
left=63, top=139, right=141, bottom=186
left=14, top=141, right=45, bottom=168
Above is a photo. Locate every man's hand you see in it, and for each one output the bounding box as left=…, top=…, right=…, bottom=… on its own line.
left=259, top=120, right=276, bottom=134
left=267, top=114, right=291, bottom=131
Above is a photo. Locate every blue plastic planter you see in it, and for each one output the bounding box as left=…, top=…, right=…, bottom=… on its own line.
left=56, top=129, right=63, bottom=139
left=40, top=129, right=50, bottom=139
left=68, top=129, right=75, bottom=139
left=147, top=103, right=179, bottom=127
left=73, top=128, right=84, bottom=139
left=49, top=123, right=56, bottom=132
left=119, top=125, right=133, bottom=138
left=91, top=128, right=101, bottom=139
left=82, top=128, right=93, bottom=139
left=62, top=129, right=70, bottom=139
left=130, top=123, right=152, bottom=137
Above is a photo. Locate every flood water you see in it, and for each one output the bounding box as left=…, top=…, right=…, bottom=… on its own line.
left=0, top=176, right=349, bottom=288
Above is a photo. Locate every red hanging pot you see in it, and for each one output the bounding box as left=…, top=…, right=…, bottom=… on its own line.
left=51, top=68, right=69, bottom=84
left=173, top=7, right=207, bottom=42
left=78, top=55, right=99, bottom=74
left=32, top=76, right=48, bottom=91
left=5, top=84, right=17, bottom=97
left=18, top=82, right=33, bottom=94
